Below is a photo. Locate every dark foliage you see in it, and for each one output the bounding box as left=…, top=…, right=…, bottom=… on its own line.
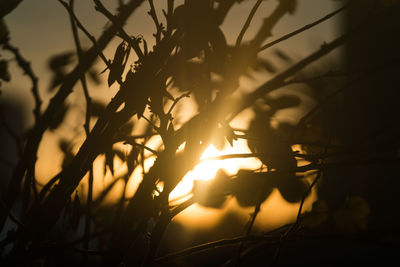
left=1, top=0, right=400, bottom=266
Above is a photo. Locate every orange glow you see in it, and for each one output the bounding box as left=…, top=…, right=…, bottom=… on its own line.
left=169, top=140, right=262, bottom=201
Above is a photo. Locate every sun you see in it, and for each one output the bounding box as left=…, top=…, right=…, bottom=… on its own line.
left=169, top=140, right=262, bottom=201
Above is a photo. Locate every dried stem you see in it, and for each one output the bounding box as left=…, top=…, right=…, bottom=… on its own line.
left=93, top=0, right=144, bottom=60
left=235, top=0, right=263, bottom=48
left=148, top=0, right=162, bottom=43
left=154, top=235, right=279, bottom=265
left=2, top=42, right=41, bottom=122
left=58, top=0, right=112, bottom=75
left=258, top=4, right=349, bottom=52
left=250, top=0, right=292, bottom=48
left=67, top=1, right=96, bottom=262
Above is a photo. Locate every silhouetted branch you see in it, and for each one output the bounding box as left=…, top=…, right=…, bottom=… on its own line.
left=169, top=196, right=195, bottom=218
left=2, top=41, right=42, bottom=206
left=285, top=70, right=348, bottom=85
left=154, top=235, right=279, bottom=265
left=233, top=172, right=271, bottom=267
left=0, top=0, right=145, bottom=234
left=93, top=0, right=144, bottom=60
left=58, top=0, right=112, bottom=76
left=125, top=140, right=159, bottom=156
left=250, top=0, right=294, bottom=48
left=0, top=0, right=23, bottom=19
left=65, top=4, right=95, bottom=259
left=65, top=0, right=92, bottom=134
left=148, top=0, right=162, bottom=43
left=231, top=33, right=352, bottom=120
left=166, top=91, right=191, bottom=116
left=258, top=4, right=349, bottom=52
left=235, top=0, right=263, bottom=48
left=2, top=42, right=41, bottom=122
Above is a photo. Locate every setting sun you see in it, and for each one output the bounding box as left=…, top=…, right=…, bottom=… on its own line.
left=169, top=140, right=262, bottom=201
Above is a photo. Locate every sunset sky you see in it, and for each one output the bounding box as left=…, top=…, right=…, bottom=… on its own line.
left=1, top=0, right=345, bottom=230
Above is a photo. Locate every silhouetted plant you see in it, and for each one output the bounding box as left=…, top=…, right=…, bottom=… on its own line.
left=1, top=0, right=399, bottom=266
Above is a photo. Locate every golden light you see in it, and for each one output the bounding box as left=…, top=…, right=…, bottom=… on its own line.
left=169, top=139, right=262, bottom=201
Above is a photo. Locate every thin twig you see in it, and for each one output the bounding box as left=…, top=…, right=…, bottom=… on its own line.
left=3, top=42, right=41, bottom=122
left=148, top=0, right=162, bottom=44
left=250, top=0, right=292, bottom=48
left=93, top=0, right=144, bottom=60
left=285, top=70, right=348, bottom=85
left=229, top=31, right=354, bottom=121
left=169, top=196, right=195, bottom=219
left=124, top=140, right=158, bottom=156
left=166, top=91, right=191, bottom=116
left=58, top=0, right=112, bottom=74
left=235, top=0, right=263, bottom=48
left=232, top=183, right=265, bottom=267
left=1, top=42, right=41, bottom=203
left=154, top=235, right=278, bottom=265
left=258, top=4, right=349, bottom=53
left=164, top=0, right=174, bottom=37
left=66, top=0, right=92, bottom=135
left=66, top=2, right=95, bottom=260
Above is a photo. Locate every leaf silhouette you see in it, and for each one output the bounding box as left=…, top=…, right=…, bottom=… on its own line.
left=274, top=174, right=309, bottom=203
left=248, top=109, right=297, bottom=171
left=193, top=169, right=231, bottom=208
left=173, top=1, right=227, bottom=59
left=108, top=41, right=128, bottom=87
left=121, top=70, right=148, bottom=118
left=231, top=170, right=273, bottom=207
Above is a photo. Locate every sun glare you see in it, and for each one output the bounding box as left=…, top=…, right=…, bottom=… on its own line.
left=169, top=140, right=262, bottom=201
